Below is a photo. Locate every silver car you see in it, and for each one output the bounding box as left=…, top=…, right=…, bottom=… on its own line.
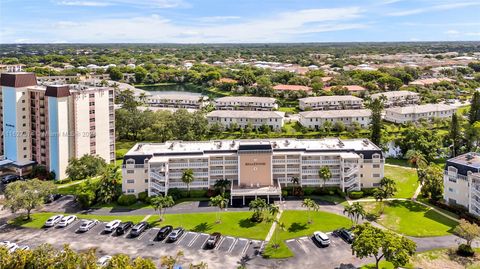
left=57, top=215, right=77, bottom=227
left=78, top=219, right=98, bottom=232
left=44, top=215, right=64, bottom=227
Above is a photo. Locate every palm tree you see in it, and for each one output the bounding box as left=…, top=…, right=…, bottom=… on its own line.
left=181, top=169, right=195, bottom=196
left=302, top=198, right=319, bottom=224
left=214, top=179, right=231, bottom=196
left=160, top=250, right=184, bottom=269
left=267, top=204, right=282, bottom=247
left=151, top=195, right=175, bottom=221
left=379, top=177, right=397, bottom=198
left=209, top=195, right=229, bottom=223
left=290, top=176, right=301, bottom=196
left=351, top=202, right=366, bottom=225
left=318, top=166, right=332, bottom=190
left=97, top=165, right=121, bottom=204
left=249, top=198, right=268, bottom=222
left=405, top=149, right=427, bottom=169
left=343, top=204, right=355, bottom=225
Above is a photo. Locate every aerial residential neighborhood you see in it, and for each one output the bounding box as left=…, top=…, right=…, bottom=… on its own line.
left=1, top=1, right=480, bottom=269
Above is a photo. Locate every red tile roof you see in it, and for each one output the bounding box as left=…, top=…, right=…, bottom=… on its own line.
left=324, top=85, right=366, bottom=92
left=273, top=84, right=312, bottom=92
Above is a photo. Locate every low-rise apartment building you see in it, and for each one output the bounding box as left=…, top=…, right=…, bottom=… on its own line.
left=444, top=153, right=480, bottom=217
left=0, top=72, right=115, bottom=179
left=215, top=96, right=278, bottom=111
left=370, top=91, right=420, bottom=107
left=384, top=104, right=456, bottom=123
left=207, top=110, right=285, bottom=130
left=146, top=95, right=207, bottom=109
left=299, top=95, right=363, bottom=111
left=299, top=109, right=371, bottom=129
left=122, top=138, right=384, bottom=204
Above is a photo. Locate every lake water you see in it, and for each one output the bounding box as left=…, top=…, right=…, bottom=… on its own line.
left=138, top=84, right=206, bottom=97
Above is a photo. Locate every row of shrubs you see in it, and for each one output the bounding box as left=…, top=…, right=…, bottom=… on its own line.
left=347, top=188, right=378, bottom=199
left=282, top=186, right=346, bottom=197
left=429, top=199, right=480, bottom=225
left=116, top=188, right=222, bottom=206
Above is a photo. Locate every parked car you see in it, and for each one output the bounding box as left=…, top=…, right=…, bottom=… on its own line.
left=167, top=227, right=185, bottom=242
left=155, top=225, right=173, bottom=241
left=78, top=219, right=98, bottom=232
left=44, top=215, right=64, bottom=227
left=97, top=255, right=112, bottom=267
left=334, top=228, right=354, bottom=244
left=0, top=241, right=17, bottom=251
left=130, top=221, right=148, bottom=237
left=45, top=194, right=63, bottom=203
left=1, top=174, right=21, bottom=184
left=313, top=231, right=330, bottom=247
left=104, top=220, right=122, bottom=233
left=57, top=215, right=77, bottom=227
left=115, top=221, right=133, bottom=235
left=205, top=232, right=221, bottom=249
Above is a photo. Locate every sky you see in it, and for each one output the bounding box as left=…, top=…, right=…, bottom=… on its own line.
left=1, top=0, right=480, bottom=43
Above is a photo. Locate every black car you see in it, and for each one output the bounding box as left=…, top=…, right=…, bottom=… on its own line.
left=115, top=221, right=133, bottom=235
left=1, top=175, right=21, bottom=184
left=205, top=232, right=221, bottom=249
left=155, top=225, right=173, bottom=241
left=129, top=221, right=148, bottom=237
left=45, top=194, right=63, bottom=203
left=334, top=228, right=355, bottom=244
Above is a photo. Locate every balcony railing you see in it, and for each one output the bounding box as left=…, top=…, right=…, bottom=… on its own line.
left=169, top=181, right=209, bottom=188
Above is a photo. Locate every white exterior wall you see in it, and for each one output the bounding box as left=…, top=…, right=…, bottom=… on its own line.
left=56, top=98, right=71, bottom=180
left=73, top=92, right=91, bottom=158
left=92, top=90, right=111, bottom=162
left=299, top=115, right=371, bottom=129
left=15, top=88, right=32, bottom=163
left=384, top=108, right=455, bottom=124
left=207, top=116, right=284, bottom=130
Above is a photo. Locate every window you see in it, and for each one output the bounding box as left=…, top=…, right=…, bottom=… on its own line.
left=373, top=164, right=380, bottom=168
left=448, top=187, right=455, bottom=193
left=126, top=159, right=135, bottom=164
left=127, top=179, right=134, bottom=184
left=373, top=173, right=380, bottom=178
left=126, top=170, right=134, bottom=174
left=145, top=179, right=148, bottom=183
left=127, top=189, right=135, bottom=193
left=449, top=177, right=457, bottom=183
left=372, top=153, right=380, bottom=159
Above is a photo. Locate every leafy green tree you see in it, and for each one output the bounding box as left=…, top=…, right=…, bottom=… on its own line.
left=209, top=195, right=229, bottom=223
left=213, top=179, right=231, bottom=196
left=302, top=198, right=319, bottom=224
left=65, top=154, right=107, bottom=181
left=134, top=66, right=148, bottom=83
left=107, top=66, right=123, bottom=81
left=398, top=128, right=442, bottom=162
left=469, top=91, right=480, bottom=125
left=352, top=223, right=416, bottom=269
left=454, top=219, right=480, bottom=248
left=418, top=165, right=443, bottom=201
left=181, top=168, right=195, bottom=195
left=151, top=195, right=175, bottom=221
left=238, top=69, right=256, bottom=86
left=318, top=166, right=332, bottom=189
left=449, top=113, right=461, bottom=157
left=160, top=250, right=184, bottom=269
left=97, top=165, right=122, bottom=204
left=405, top=149, right=427, bottom=169
left=366, top=98, right=384, bottom=146
left=3, top=179, right=55, bottom=220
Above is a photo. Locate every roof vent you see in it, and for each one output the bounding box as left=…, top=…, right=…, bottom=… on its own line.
left=466, top=153, right=473, bottom=161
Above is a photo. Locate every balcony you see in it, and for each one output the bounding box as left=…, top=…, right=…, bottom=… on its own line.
left=169, top=172, right=209, bottom=178
left=169, top=181, right=209, bottom=188
left=169, top=162, right=208, bottom=168
left=302, top=160, right=340, bottom=165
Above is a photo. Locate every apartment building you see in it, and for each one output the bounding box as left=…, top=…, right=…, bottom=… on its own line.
left=146, top=95, right=208, bottom=109
left=444, top=153, right=480, bottom=217
left=215, top=96, right=278, bottom=111
left=299, top=95, right=363, bottom=111
left=0, top=72, right=115, bottom=179
left=384, top=104, right=456, bottom=124
left=122, top=138, right=384, bottom=204
left=299, top=109, right=371, bottom=129
left=207, top=110, right=285, bottom=130
left=370, top=91, right=420, bottom=107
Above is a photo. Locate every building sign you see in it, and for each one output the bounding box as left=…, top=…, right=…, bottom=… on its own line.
left=245, top=162, right=266, bottom=166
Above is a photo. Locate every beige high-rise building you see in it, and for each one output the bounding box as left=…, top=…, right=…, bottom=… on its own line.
left=0, top=72, right=115, bottom=179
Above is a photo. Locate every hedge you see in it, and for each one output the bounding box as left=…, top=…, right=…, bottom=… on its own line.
left=117, top=194, right=137, bottom=206
left=348, top=191, right=364, bottom=199
left=430, top=199, right=480, bottom=225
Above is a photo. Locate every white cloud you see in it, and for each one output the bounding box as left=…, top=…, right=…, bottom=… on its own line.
left=15, top=7, right=365, bottom=43
left=55, top=0, right=187, bottom=8
left=445, top=30, right=460, bottom=35
left=198, top=16, right=241, bottom=23
left=388, top=1, right=480, bottom=16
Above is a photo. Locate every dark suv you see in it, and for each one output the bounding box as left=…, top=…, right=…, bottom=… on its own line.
left=1, top=175, right=21, bottom=184
left=129, top=222, right=148, bottom=237
left=155, top=225, right=173, bottom=241
left=115, top=221, right=133, bottom=235
left=334, top=228, right=355, bottom=244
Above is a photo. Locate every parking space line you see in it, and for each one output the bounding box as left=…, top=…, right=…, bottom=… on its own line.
left=137, top=230, right=149, bottom=241
left=0, top=224, right=6, bottom=230
left=241, top=240, right=250, bottom=255
left=286, top=239, right=295, bottom=243
left=227, top=238, right=238, bottom=253
left=214, top=237, right=226, bottom=250
left=187, top=233, right=200, bottom=247
left=296, top=239, right=310, bottom=254
left=175, top=233, right=188, bottom=245
left=199, top=234, right=210, bottom=249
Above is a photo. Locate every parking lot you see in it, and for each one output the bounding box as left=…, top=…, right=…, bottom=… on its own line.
left=5, top=218, right=265, bottom=259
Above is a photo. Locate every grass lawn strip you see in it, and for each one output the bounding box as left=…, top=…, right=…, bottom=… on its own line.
left=384, top=164, right=419, bottom=198
left=364, top=200, right=458, bottom=237
left=10, top=212, right=148, bottom=229
left=149, top=211, right=270, bottom=240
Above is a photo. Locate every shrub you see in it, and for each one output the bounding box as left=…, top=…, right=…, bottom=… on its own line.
left=189, top=189, right=208, bottom=198
left=366, top=212, right=379, bottom=221
left=430, top=199, right=480, bottom=225
left=117, top=194, right=137, bottom=206
left=206, top=189, right=217, bottom=198
left=348, top=191, right=364, bottom=199
left=457, top=244, right=475, bottom=257
left=281, top=190, right=288, bottom=197
left=77, top=190, right=96, bottom=209
left=167, top=188, right=182, bottom=200
left=137, top=191, right=148, bottom=203
left=303, top=187, right=314, bottom=196
left=361, top=188, right=377, bottom=196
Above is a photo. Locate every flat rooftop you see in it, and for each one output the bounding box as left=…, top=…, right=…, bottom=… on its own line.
left=300, top=109, right=371, bottom=118
left=125, top=138, right=381, bottom=156
left=448, top=153, right=480, bottom=169
left=386, top=104, right=456, bottom=114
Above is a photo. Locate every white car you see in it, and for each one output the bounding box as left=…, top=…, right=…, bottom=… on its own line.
left=8, top=244, right=20, bottom=253
left=313, top=231, right=330, bottom=247
left=44, top=215, right=64, bottom=227
left=0, top=241, right=18, bottom=252
left=97, top=255, right=112, bottom=267
left=58, top=215, right=77, bottom=227
left=104, top=220, right=121, bottom=233
left=78, top=219, right=98, bottom=232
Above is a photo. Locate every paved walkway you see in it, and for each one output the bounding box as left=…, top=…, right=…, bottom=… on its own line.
left=265, top=209, right=283, bottom=242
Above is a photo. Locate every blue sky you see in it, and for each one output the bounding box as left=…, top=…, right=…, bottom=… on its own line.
left=1, top=0, right=480, bottom=43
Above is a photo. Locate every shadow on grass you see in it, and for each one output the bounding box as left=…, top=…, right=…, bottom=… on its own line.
left=238, top=218, right=258, bottom=228
left=9, top=215, right=33, bottom=227
left=387, top=200, right=425, bottom=212
left=287, top=222, right=308, bottom=233
left=192, top=222, right=213, bottom=233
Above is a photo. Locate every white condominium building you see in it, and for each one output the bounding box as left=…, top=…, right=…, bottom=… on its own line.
left=215, top=96, right=278, bottom=111
left=444, top=153, right=480, bottom=216
left=121, top=138, right=384, bottom=204
left=207, top=110, right=285, bottom=130
left=299, top=109, right=371, bottom=129
left=370, top=91, right=420, bottom=107
left=299, top=95, right=363, bottom=111
left=146, top=95, right=208, bottom=109
left=0, top=72, right=115, bottom=179
left=384, top=104, right=456, bottom=124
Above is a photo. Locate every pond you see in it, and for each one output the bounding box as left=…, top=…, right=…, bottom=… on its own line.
left=137, top=83, right=208, bottom=97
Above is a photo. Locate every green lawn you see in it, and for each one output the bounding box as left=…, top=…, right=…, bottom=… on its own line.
left=365, top=200, right=458, bottom=237
left=278, top=107, right=299, bottom=113
left=149, top=211, right=271, bottom=240
left=10, top=212, right=148, bottom=229
left=91, top=201, right=153, bottom=210
left=277, top=210, right=351, bottom=240
left=384, top=164, right=419, bottom=198
left=262, top=240, right=294, bottom=259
